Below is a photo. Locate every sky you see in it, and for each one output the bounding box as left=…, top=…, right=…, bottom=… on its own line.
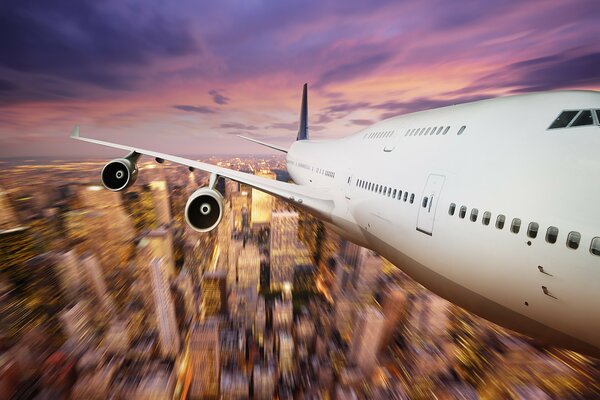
left=0, top=0, right=599, bottom=158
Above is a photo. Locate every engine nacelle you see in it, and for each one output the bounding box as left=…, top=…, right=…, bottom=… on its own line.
left=101, top=158, right=138, bottom=191
left=184, top=188, right=223, bottom=232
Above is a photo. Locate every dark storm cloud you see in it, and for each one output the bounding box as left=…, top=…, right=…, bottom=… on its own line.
left=219, top=123, right=258, bottom=130
left=0, top=79, right=18, bottom=92
left=173, top=105, right=215, bottom=114
left=209, top=90, right=230, bottom=105
left=0, top=0, right=196, bottom=99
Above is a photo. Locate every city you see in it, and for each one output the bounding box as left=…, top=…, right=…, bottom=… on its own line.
left=1, top=156, right=599, bottom=399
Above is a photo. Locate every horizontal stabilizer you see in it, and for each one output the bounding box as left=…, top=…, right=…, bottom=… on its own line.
left=238, top=135, right=288, bottom=153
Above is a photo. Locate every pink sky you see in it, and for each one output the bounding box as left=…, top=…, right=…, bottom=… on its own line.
left=0, top=0, right=598, bottom=158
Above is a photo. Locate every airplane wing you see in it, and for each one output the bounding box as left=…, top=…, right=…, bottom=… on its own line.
left=70, top=126, right=334, bottom=220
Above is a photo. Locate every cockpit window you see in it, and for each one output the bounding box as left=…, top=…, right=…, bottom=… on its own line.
left=571, top=110, right=593, bottom=127
left=549, top=110, right=579, bottom=129
left=595, top=110, right=600, bottom=123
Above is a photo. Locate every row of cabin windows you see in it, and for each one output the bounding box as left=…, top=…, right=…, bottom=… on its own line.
left=548, top=110, right=600, bottom=129
left=364, top=130, right=395, bottom=139
left=404, top=125, right=466, bottom=137
left=448, top=203, right=600, bottom=255
left=315, top=167, right=335, bottom=178
left=356, top=179, right=415, bottom=203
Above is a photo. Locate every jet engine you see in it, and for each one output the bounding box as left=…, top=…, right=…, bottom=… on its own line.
left=100, top=158, right=138, bottom=191
left=184, top=188, right=223, bottom=232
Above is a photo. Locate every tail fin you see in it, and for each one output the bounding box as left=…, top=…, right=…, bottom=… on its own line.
left=296, top=83, right=308, bottom=141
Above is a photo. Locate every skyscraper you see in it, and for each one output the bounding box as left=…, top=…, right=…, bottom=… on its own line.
left=189, top=320, right=220, bottom=399
left=251, top=170, right=275, bottom=230
left=0, top=186, right=19, bottom=229
left=350, top=306, right=385, bottom=374
left=270, top=211, right=312, bottom=289
left=278, top=331, right=294, bottom=376
left=81, top=253, right=115, bottom=310
left=378, top=284, right=407, bottom=353
left=150, top=258, right=180, bottom=359
left=253, top=365, right=275, bottom=400
left=236, top=244, right=260, bottom=293
left=150, top=180, right=172, bottom=226
left=201, top=270, right=228, bottom=319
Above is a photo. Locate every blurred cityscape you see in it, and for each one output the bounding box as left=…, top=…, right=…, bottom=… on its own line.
left=1, top=156, right=599, bottom=400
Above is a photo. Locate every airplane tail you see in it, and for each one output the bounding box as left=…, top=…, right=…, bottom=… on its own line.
left=239, top=83, right=308, bottom=152
left=296, top=83, right=308, bottom=141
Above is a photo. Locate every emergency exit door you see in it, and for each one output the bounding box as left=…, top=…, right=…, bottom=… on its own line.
left=416, top=174, right=445, bottom=236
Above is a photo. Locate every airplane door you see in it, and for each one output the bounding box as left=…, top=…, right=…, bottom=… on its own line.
left=416, top=174, right=445, bottom=236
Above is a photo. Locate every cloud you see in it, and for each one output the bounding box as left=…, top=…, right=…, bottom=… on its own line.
left=270, top=122, right=298, bottom=130
left=349, top=119, right=373, bottom=126
left=373, top=94, right=491, bottom=119
left=209, top=89, right=230, bottom=105
left=173, top=105, right=215, bottom=113
left=0, top=79, right=18, bottom=92
left=316, top=52, right=391, bottom=88
left=219, top=122, right=257, bottom=130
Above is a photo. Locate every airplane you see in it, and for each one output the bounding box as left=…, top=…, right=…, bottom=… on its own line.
left=71, top=85, right=600, bottom=358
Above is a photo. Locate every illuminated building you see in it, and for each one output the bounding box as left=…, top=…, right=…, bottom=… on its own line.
left=220, top=370, right=249, bottom=399
left=216, top=204, right=232, bottom=270
left=230, top=191, right=250, bottom=232
left=56, top=250, right=82, bottom=298
left=335, top=295, right=358, bottom=342
left=378, top=284, right=406, bottom=353
left=354, top=249, right=382, bottom=301
left=122, top=185, right=158, bottom=232
left=150, top=258, right=180, bottom=359
left=0, top=279, right=36, bottom=340
left=220, top=329, right=245, bottom=367
left=235, top=244, right=260, bottom=293
left=140, top=228, right=176, bottom=278
left=149, top=180, right=172, bottom=226
left=0, top=226, right=36, bottom=291
left=189, top=320, right=220, bottom=399
left=254, top=296, right=266, bottom=346
left=350, top=306, right=385, bottom=374
left=273, top=299, right=293, bottom=331
left=269, top=211, right=312, bottom=289
left=201, top=270, right=228, bottom=318
left=60, top=301, right=95, bottom=352
left=278, top=331, right=294, bottom=375
left=251, top=170, right=275, bottom=230
left=81, top=253, right=115, bottom=310
left=0, top=186, right=19, bottom=229
left=253, top=365, right=275, bottom=400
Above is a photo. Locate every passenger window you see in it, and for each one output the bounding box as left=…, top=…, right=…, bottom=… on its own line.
left=431, top=127, right=437, bottom=135
left=590, top=237, right=600, bottom=256
left=511, top=218, right=521, bottom=234
left=449, top=203, right=456, bottom=216
left=527, top=222, right=539, bottom=239
left=545, top=226, right=558, bottom=243
left=459, top=206, right=467, bottom=219
left=470, top=208, right=478, bottom=222
left=422, top=197, right=429, bottom=208
left=387, top=187, right=392, bottom=197
left=496, top=214, right=505, bottom=229
left=436, top=127, right=443, bottom=135
left=549, top=110, right=579, bottom=129
left=566, top=231, right=581, bottom=249
left=398, top=190, right=402, bottom=200
left=443, top=126, right=450, bottom=135
left=425, top=127, right=431, bottom=135
left=482, top=211, right=491, bottom=226
left=457, top=125, right=466, bottom=135
left=403, top=192, right=408, bottom=201
left=415, top=128, right=421, bottom=135
left=571, top=110, right=593, bottom=127
left=410, top=193, right=415, bottom=204
left=393, top=189, right=397, bottom=197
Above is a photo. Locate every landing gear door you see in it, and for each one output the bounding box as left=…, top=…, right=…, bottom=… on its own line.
left=416, top=174, right=446, bottom=236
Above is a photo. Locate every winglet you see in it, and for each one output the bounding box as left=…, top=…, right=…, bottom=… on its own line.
left=70, top=125, right=80, bottom=138
left=296, top=83, right=308, bottom=141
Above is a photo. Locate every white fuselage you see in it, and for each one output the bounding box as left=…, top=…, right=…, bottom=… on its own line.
left=286, top=90, right=600, bottom=357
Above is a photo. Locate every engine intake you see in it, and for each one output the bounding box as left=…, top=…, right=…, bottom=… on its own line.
left=101, top=158, right=138, bottom=191
left=185, top=188, right=223, bottom=232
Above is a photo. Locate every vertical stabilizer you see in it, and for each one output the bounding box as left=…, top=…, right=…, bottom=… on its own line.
left=296, top=83, right=308, bottom=140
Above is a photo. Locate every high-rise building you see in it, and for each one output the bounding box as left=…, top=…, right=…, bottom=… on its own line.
left=56, top=250, right=83, bottom=298
left=253, top=365, right=275, bottom=400
left=150, top=258, right=180, bottom=359
left=230, top=191, right=250, bottom=232
left=122, top=185, right=158, bottom=232
left=150, top=180, right=172, bottom=226
left=81, top=253, right=115, bottom=310
left=354, top=249, right=382, bottom=301
left=220, top=370, right=249, bottom=399
left=139, top=228, right=176, bottom=278
left=201, top=270, right=228, bottom=318
left=0, top=187, right=19, bottom=229
left=236, top=244, right=260, bottom=293
left=251, top=170, right=275, bottom=230
left=60, top=301, right=95, bottom=352
left=378, top=284, right=407, bottom=353
left=350, top=306, right=385, bottom=374
left=0, top=226, right=36, bottom=291
left=273, top=299, right=293, bottom=331
left=270, top=211, right=312, bottom=289
left=278, top=331, right=294, bottom=375
left=254, top=296, right=266, bottom=346
left=189, top=320, right=220, bottom=399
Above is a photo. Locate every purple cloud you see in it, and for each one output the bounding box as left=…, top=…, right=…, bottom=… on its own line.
left=209, top=89, right=230, bottom=105
left=173, top=105, right=215, bottom=113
